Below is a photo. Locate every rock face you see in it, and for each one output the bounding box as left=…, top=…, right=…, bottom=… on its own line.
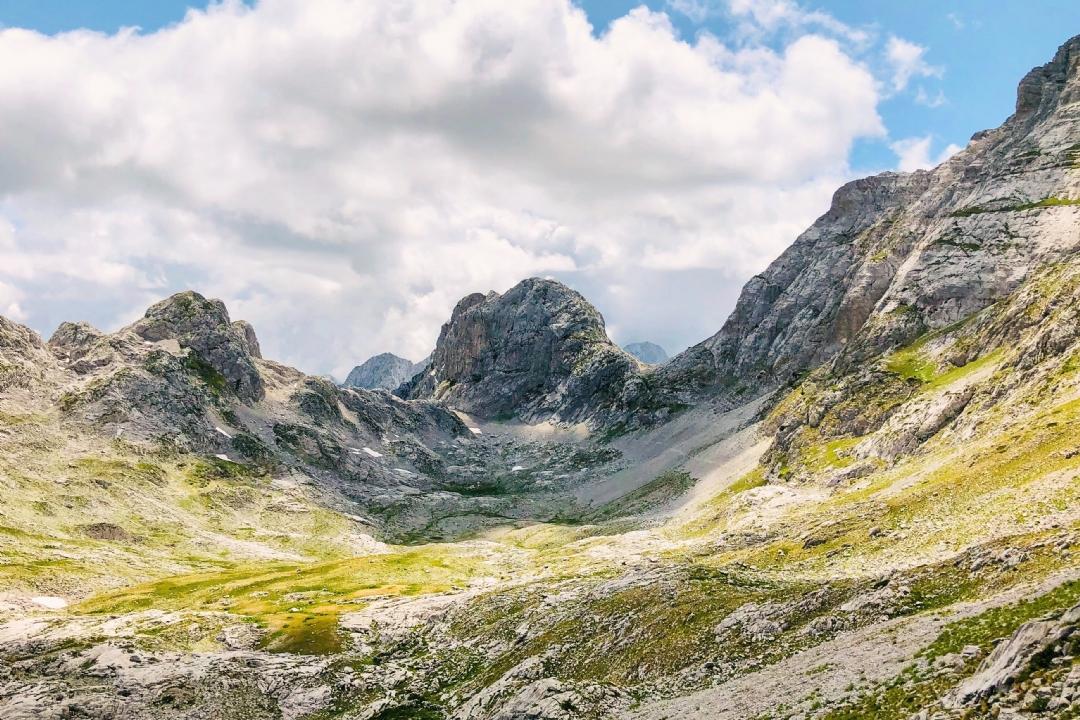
left=47, top=322, right=104, bottom=363
left=950, top=603, right=1080, bottom=706
left=624, top=342, right=668, bottom=365
left=662, top=34, right=1080, bottom=399
left=0, top=316, right=62, bottom=393
left=129, top=291, right=265, bottom=403
left=402, top=278, right=640, bottom=426
left=232, top=319, right=262, bottom=359
left=344, top=353, right=416, bottom=391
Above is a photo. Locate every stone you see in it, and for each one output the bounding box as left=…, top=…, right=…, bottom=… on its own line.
left=950, top=603, right=1080, bottom=705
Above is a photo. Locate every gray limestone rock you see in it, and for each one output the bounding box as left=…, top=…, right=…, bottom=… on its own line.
left=402, top=278, right=640, bottom=428
left=344, top=352, right=416, bottom=391
left=950, top=603, right=1080, bottom=705
left=129, top=291, right=265, bottom=403
left=232, top=319, right=262, bottom=359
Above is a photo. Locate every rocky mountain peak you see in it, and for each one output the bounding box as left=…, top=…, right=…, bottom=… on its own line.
left=624, top=341, right=668, bottom=365
left=1013, top=33, right=1080, bottom=119
left=344, top=352, right=416, bottom=391
left=47, top=321, right=105, bottom=363
left=0, top=316, right=57, bottom=393
left=232, top=320, right=262, bottom=359
left=0, top=315, right=46, bottom=357
left=403, top=277, right=638, bottom=426
left=129, top=291, right=265, bottom=403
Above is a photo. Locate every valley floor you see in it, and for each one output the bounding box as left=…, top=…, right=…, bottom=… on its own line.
left=2, top=381, right=1080, bottom=719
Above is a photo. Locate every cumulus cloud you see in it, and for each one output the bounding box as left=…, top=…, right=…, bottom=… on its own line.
left=890, top=135, right=962, bottom=172
left=0, top=279, right=25, bottom=321
left=0, top=0, right=885, bottom=376
left=885, top=36, right=942, bottom=92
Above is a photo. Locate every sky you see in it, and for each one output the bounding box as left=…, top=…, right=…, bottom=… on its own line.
left=0, top=0, right=1077, bottom=378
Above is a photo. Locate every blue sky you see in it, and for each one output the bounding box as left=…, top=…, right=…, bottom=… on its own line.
left=584, top=1, right=1080, bottom=170
left=3, top=0, right=1078, bottom=174
left=0, top=0, right=1076, bottom=373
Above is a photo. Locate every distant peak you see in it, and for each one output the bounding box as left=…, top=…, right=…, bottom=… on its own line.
left=344, top=352, right=416, bottom=391
left=136, top=291, right=231, bottom=341
left=624, top=341, right=668, bottom=364
left=403, top=276, right=635, bottom=426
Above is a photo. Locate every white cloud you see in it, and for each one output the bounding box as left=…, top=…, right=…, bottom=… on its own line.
left=0, top=276, right=26, bottom=321
left=665, top=0, right=717, bottom=24
left=914, top=86, right=947, bottom=108
left=0, top=0, right=884, bottom=376
left=885, top=36, right=942, bottom=92
left=726, top=0, right=870, bottom=46
left=890, top=135, right=962, bottom=172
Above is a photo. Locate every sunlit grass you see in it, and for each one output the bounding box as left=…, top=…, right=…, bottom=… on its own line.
left=78, top=546, right=493, bottom=654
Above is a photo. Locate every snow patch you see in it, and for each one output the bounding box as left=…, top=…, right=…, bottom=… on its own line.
left=31, top=596, right=68, bottom=610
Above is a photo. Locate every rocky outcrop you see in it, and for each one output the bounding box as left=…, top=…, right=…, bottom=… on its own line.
left=129, top=291, right=265, bottom=403
left=950, top=603, right=1080, bottom=706
left=47, top=322, right=104, bottom=362
left=232, top=319, right=262, bottom=359
left=344, top=352, right=416, bottom=391
left=0, top=316, right=61, bottom=392
left=660, top=171, right=929, bottom=396
left=402, top=278, right=642, bottom=427
left=624, top=342, right=668, bottom=365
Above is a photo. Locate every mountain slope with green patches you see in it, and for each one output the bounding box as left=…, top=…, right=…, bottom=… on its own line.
left=1, top=34, right=1080, bottom=720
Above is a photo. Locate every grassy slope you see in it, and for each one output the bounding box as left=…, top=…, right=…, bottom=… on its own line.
left=79, top=546, right=496, bottom=654
left=0, top=410, right=377, bottom=600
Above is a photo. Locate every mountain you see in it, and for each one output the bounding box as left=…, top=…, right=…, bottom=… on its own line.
left=624, top=341, right=668, bottom=364
left=343, top=352, right=416, bottom=391
left=4, top=291, right=632, bottom=553
left=659, top=34, right=1080, bottom=405
left=401, top=277, right=647, bottom=427
left=2, top=34, right=1079, bottom=720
